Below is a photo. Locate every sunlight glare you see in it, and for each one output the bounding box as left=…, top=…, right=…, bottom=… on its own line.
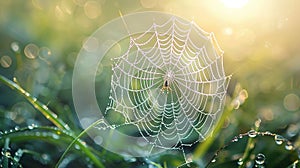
left=221, top=0, right=249, bottom=8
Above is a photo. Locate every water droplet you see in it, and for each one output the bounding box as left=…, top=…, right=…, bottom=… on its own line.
left=42, top=105, right=49, bottom=110
left=52, top=134, right=60, bottom=139
left=5, top=151, right=11, bottom=157
left=14, top=126, right=20, bottom=131
left=124, top=156, right=137, bottom=162
left=237, top=158, right=243, bottom=165
left=255, top=153, right=265, bottom=165
left=248, top=129, right=257, bottom=138
left=211, top=158, right=216, bottom=163
left=285, top=141, right=293, bottom=150
left=11, top=42, right=20, bottom=52
left=264, top=131, right=272, bottom=135
left=254, top=118, right=261, bottom=128
left=64, top=124, right=70, bottom=130
left=274, top=135, right=285, bottom=145
left=28, top=124, right=36, bottom=130
left=232, top=136, right=239, bottom=142
left=24, top=92, right=30, bottom=97
left=32, top=97, right=37, bottom=102
left=41, top=153, right=50, bottom=162
left=0, top=55, right=12, bottom=68
left=74, top=144, right=80, bottom=150
left=24, top=43, right=39, bottom=59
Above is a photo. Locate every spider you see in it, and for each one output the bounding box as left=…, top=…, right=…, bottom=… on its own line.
left=161, top=79, right=172, bottom=93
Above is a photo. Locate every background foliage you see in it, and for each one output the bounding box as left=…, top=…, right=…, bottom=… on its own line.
left=0, top=0, right=299, bottom=167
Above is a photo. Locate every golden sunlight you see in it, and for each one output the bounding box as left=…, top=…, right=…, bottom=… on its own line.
left=220, top=0, right=249, bottom=8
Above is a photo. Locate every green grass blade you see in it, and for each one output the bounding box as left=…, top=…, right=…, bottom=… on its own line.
left=55, top=119, right=106, bottom=168
left=0, top=75, right=104, bottom=167
left=0, top=75, right=69, bottom=130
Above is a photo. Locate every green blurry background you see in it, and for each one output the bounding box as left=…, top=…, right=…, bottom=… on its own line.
left=0, top=0, right=299, bottom=167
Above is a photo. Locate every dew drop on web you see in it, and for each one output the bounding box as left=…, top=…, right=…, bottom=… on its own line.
left=237, top=158, right=243, bottom=165
left=255, top=153, right=265, bottom=165
left=274, top=135, right=285, bottom=145
left=285, top=141, right=293, bottom=150
left=248, top=129, right=257, bottom=138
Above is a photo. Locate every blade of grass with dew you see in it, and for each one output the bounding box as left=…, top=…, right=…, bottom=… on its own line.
left=194, top=83, right=244, bottom=160
left=0, top=75, right=105, bottom=168
left=0, top=75, right=69, bottom=130
left=55, top=119, right=106, bottom=168
left=238, top=120, right=261, bottom=168
left=193, top=103, right=234, bottom=160
left=2, top=138, right=10, bottom=168
left=0, top=126, right=104, bottom=167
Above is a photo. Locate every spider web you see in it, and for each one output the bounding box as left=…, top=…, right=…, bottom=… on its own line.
left=100, top=16, right=230, bottom=156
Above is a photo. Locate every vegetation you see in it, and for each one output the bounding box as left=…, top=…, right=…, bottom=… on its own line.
left=0, top=1, right=299, bottom=167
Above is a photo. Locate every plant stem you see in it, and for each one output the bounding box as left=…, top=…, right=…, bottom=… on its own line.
left=0, top=75, right=105, bottom=168
left=193, top=104, right=234, bottom=159
left=0, top=75, right=69, bottom=130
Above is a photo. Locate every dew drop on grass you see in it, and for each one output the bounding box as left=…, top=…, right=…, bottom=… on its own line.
left=74, top=144, right=80, bottom=150
left=32, top=97, right=37, bottom=102
left=124, top=156, right=137, bottom=162
left=28, top=124, right=36, bottom=130
left=4, top=151, right=11, bottom=157
left=285, top=141, right=293, bottom=150
left=14, top=126, right=20, bottom=131
left=248, top=129, right=257, bottom=138
left=237, top=158, right=243, bottom=165
left=11, top=42, right=20, bottom=52
left=211, top=158, right=216, bottom=163
left=52, top=133, right=60, bottom=139
left=274, top=135, right=285, bottom=145
left=42, top=105, right=49, bottom=110
left=255, top=153, right=265, bottom=165
left=24, top=92, right=30, bottom=97
left=41, top=153, right=51, bottom=163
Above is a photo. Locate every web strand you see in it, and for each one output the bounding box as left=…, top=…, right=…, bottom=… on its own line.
left=100, top=15, right=230, bottom=159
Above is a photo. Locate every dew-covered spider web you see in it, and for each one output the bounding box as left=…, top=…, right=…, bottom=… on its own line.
left=97, top=16, right=230, bottom=160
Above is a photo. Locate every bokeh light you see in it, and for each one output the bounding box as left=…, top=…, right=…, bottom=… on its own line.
left=0, top=1, right=300, bottom=167
left=0, top=55, right=12, bottom=68
left=283, top=93, right=300, bottom=111
left=24, top=43, right=39, bottom=59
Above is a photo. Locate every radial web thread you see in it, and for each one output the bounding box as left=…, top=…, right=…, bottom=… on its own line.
left=99, top=16, right=230, bottom=156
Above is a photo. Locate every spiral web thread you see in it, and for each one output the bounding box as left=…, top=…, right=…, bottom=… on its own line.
left=100, top=16, right=230, bottom=157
